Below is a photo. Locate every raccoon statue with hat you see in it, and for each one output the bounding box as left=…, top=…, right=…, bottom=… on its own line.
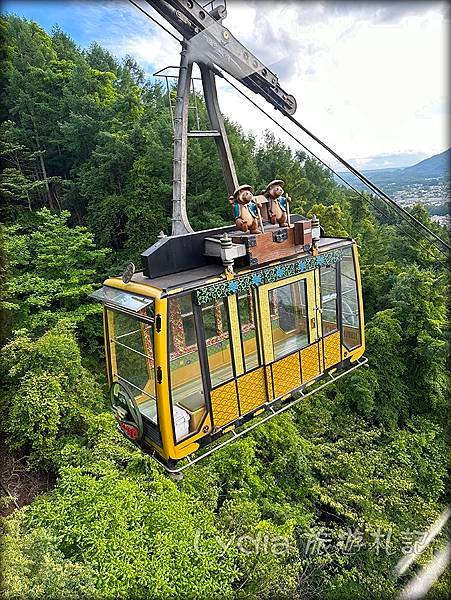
left=230, top=184, right=262, bottom=234
left=264, top=179, right=291, bottom=227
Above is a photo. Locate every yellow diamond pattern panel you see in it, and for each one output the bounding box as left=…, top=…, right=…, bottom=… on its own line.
left=272, top=353, right=301, bottom=399
left=324, top=331, right=341, bottom=369
left=210, top=380, right=239, bottom=429
left=238, top=368, right=267, bottom=415
left=301, top=343, right=320, bottom=383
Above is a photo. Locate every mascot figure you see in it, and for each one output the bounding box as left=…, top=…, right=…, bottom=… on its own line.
left=231, top=184, right=262, bottom=234
left=264, top=179, right=291, bottom=227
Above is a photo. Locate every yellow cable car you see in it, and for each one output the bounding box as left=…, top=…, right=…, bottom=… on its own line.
left=91, top=218, right=367, bottom=473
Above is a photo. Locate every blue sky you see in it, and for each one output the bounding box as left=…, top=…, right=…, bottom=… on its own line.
left=2, top=1, right=449, bottom=170
left=2, top=0, right=165, bottom=69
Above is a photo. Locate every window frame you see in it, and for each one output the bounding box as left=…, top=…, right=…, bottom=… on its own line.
left=167, top=292, right=211, bottom=445
left=340, top=248, right=362, bottom=351
left=236, top=288, right=262, bottom=374
left=106, top=306, right=160, bottom=433
left=200, top=297, right=236, bottom=390
left=319, top=263, right=340, bottom=337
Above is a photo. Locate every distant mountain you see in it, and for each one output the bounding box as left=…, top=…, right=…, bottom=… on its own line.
left=402, top=148, right=450, bottom=178
left=335, top=148, right=450, bottom=190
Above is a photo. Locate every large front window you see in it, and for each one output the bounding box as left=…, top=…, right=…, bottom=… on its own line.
left=269, top=279, right=309, bottom=360
left=169, top=294, right=206, bottom=442
left=109, top=308, right=157, bottom=424
left=320, top=264, right=338, bottom=335
left=341, top=247, right=361, bottom=349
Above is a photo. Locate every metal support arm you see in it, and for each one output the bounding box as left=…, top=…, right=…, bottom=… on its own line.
left=143, top=0, right=297, bottom=115
left=172, top=45, right=194, bottom=236
left=170, top=48, right=238, bottom=235
left=199, top=63, right=238, bottom=196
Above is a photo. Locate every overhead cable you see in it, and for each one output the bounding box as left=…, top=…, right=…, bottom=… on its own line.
left=217, top=72, right=448, bottom=266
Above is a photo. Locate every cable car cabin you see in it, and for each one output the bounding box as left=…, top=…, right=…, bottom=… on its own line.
left=91, top=219, right=365, bottom=472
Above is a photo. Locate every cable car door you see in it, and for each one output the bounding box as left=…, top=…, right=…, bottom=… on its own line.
left=257, top=270, right=320, bottom=398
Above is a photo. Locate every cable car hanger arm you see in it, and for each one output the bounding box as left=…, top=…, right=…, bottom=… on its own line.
left=141, top=0, right=297, bottom=115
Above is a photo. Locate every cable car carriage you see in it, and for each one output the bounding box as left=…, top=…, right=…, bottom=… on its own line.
left=91, top=216, right=366, bottom=473
left=90, top=0, right=370, bottom=473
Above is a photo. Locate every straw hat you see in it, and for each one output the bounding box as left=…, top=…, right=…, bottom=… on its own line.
left=263, top=180, right=284, bottom=194
left=233, top=184, right=254, bottom=198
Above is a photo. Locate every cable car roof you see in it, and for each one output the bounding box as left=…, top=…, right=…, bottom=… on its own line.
left=104, top=235, right=353, bottom=299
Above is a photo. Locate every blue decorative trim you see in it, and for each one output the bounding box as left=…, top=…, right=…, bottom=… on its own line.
left=196, top=249, right=345, bottom=305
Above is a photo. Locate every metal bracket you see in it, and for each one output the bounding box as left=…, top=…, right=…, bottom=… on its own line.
left=273, top=228, right=289, bottom=243
left=144, top=0, right=297, bottom=115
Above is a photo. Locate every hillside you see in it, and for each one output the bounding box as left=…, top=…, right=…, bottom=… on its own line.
left=336, top=148, right=450, bottom=188
left=335, top=150, right=450, bottom=213
left=403, top=147, right=451, bottom=178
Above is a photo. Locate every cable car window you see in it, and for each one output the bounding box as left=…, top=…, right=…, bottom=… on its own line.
left=269, top=279, right=309, bottom=360
left=341, top=248, right=361, bottom=349
left=168, top=294, right=197, bottom=353
left=320, top=265, right=338, bottom=335
left=109, top=309, right=157, bottom=424
left=238, top=290, right=260, bottom=372
left=179, top=295, right=197, bottom=347
left=201, top=299, right=234, bottom=387
left=169, top=295, right=206, bottom=442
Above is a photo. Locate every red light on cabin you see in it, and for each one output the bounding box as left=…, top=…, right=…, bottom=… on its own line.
left=118, top=421, right=140, bottom=441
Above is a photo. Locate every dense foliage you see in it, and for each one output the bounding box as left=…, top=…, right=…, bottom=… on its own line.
left=0, top=14, right=449, bottom=600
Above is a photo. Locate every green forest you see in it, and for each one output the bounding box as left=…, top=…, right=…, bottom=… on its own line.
left=0, top=14, right=449, bottom=600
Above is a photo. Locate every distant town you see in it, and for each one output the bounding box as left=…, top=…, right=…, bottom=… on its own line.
left=336, top=148, right=450, bottom=229
left=393, top=180, right=450, bottom=229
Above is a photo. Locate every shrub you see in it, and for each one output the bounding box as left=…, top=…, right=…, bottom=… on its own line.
left=1, top=324, right=103, bottom=465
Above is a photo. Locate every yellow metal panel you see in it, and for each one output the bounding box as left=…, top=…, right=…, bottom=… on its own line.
left=257, top=285, right=273, bottom=364
left=353, top=244, right=365, bottom=352
left=210, top=380, right=239, bottom=429
left=323, top=331, right=341, bottom=369
left=348, top=345, right=366, bottom=363
left=301, top=342, right=321, bottom=383
left=153, top=297, right=175, bottom=460
left=227, top=295, right=244, bottom=376
left=238, top=368, right=267, bottom=414
left=172, top=414, right=212, bottom=459
left=272, top=352, right=301, bottom=398
left=172, top=441, right=201, bottom=460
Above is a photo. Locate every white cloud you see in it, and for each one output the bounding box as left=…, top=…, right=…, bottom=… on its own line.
left=52, top=0, right=448, bottom=169
left=213, top=0, right=449, bottom=168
